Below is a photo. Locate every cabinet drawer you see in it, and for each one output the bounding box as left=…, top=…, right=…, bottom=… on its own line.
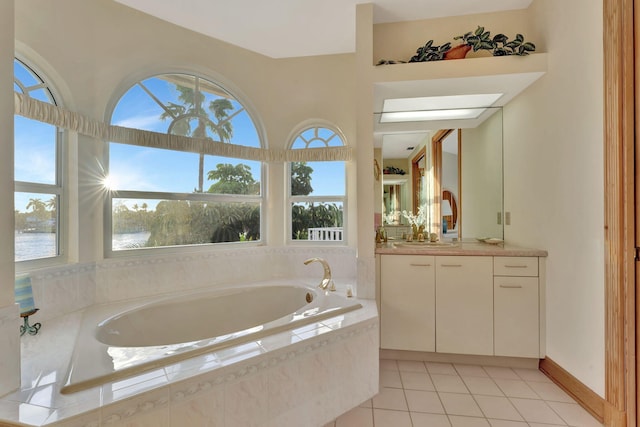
left=494, top=256, right=538, bottom=277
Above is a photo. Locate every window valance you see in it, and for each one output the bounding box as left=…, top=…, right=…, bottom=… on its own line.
left=14, top=93, right=353, bottom=162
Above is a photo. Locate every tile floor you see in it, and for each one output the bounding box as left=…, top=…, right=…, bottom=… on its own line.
left=324, top=359, right=603, bottom=427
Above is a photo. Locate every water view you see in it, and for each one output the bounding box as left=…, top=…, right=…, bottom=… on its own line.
left=15, top=231, right=150, bottom=261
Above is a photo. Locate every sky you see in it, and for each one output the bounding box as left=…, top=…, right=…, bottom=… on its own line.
left=14, top=73, right=345, bottom=214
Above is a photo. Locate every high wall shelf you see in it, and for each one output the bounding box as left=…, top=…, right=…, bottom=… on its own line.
left=372, top=53, right=548, bottom=108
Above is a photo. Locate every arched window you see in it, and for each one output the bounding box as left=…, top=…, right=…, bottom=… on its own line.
left=288, top=125, right=346, bottom=243
left=14, top=58, right=63, bottom=263
left=107, top=73, right=263, bottom=252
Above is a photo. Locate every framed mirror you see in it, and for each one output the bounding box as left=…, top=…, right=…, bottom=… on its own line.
left=376, top=107, right=504, bottom=241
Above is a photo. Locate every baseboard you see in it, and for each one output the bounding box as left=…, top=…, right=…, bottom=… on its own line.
left=539, top=357, right=605, bottom=423
left=379, top=349, right=539, bottom=369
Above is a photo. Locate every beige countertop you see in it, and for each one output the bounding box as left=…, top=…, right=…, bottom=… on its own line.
left=375, top=241, right=547, bottom=257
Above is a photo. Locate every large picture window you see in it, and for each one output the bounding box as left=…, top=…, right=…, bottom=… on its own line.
left=288, top=126, right=346, bottom=243
left=108, top=74, right=262, bottom=252
left=14, top=58, right=62, bottom=263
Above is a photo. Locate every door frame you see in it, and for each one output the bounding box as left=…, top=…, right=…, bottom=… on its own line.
left=603, top=0, right=636, bottom=425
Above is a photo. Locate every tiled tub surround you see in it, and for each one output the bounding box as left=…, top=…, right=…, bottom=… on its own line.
left=0, top=303, right=21, bottom=397
left=63, top=282, right=363, bottom=394
left=26, top=246, right=360, bottom=324
left=0, top=281, right=378, bottom=426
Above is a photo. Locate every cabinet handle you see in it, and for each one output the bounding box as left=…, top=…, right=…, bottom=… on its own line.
left=409, top=263, right=432, bottom=267
left=499, top=284, right=523, bottom=289
left=440, top=264, right=463, bottom=267
left=504, top=265, right=529, bottom=268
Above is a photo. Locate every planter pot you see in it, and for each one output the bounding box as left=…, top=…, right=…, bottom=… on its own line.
left=444, top=44, right=472, bottom=60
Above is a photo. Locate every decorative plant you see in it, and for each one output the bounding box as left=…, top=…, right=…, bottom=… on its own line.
left=454, top=26, right=536, bottom=56
left=402, top=205, right=428, bottom=238
left=383, top=166, right=406, bottom=175
left=407, top=26, right=536, bottom=63
left=409, top=40, right=452, bottom=62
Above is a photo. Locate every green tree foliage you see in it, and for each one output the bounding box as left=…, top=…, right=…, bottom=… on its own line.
left=15, top=198, right=56, bottom=232
left=291, top=162, right=314, bottom=196
left=112, top=201, right=151, bottom=234
left=160, top=84, right=235, bottom=192
left=207, top=163, right=260, bottom=195
left=291, top=202, right=343, bottom=240
left=26, top=198, right=47, bottom=220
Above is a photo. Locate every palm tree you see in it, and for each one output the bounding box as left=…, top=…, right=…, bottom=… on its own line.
left=26, top=198, right=47, bottom=219
left=160, top=83, right=236, bottom=192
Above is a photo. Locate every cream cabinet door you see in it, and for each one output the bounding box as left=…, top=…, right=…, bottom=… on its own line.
left=436, top=256, right=493, bottom=355
left=380, top=255, right=436, bottom=351
left=494, top=276, right=539, bottom=357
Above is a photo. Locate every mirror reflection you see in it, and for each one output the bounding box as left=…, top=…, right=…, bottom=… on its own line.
left=376, top=107, right=503, bottom=241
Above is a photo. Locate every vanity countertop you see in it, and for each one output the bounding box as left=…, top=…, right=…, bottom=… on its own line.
left=376, top=241, right=547, bottom=257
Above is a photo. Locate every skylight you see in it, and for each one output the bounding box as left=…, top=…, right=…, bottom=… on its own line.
left=380, top=93, right=503, bottom=123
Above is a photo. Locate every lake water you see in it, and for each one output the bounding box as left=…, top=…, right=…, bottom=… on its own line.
left=15, top=231, right=150, bottom=261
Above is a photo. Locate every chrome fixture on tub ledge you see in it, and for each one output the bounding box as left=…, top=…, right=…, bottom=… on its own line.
left=303, top=257, right=336, bottom=291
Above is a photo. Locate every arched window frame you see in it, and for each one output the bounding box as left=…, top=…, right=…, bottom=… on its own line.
left=13, top=57, right=65, bottom=266
left=287, top=123, right=347, bottom=245
left=105, top=72, right=265, bottom=255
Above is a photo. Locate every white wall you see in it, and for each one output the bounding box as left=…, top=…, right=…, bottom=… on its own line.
left=503, top=0, right=605, bottom=396
left=0, top=0, right=20, bottom=397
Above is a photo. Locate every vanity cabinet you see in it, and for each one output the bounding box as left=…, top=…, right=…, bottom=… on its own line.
left=494, top=257, right=540, bottom=358
left=380, top=255, right=436, bottom=351
left=379, top=252, right=544, bottom=359
left=436, top=256, right=493, bottom=355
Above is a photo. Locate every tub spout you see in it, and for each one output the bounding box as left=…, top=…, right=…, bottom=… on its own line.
left=304, top=257, right=336, bottom=291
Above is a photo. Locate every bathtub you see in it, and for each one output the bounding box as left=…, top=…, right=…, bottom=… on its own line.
left=62, top=282, right=363, bottom=394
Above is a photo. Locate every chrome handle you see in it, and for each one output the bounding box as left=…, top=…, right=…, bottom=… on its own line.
left=504, top=265, right=528, bottom=268
left=441, top=264, right=462, bottom=267
left=499, top=284, right=523, bottom=289
left=409, top=263, right=432, bottom=267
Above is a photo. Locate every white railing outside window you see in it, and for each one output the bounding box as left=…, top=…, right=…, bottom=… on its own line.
left=308, top=227, right=343, bottom=241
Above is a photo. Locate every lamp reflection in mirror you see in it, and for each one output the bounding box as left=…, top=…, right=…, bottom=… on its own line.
left=15, top=275, right=41, bottom=336
left=441, top=199, right=453, bottom=234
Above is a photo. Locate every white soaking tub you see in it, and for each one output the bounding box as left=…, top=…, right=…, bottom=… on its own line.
left=62, top=283, right=362, bottom=394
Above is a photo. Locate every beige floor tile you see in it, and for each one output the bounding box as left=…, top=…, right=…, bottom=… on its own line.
left=335, top=406, right=373, bottom=427
left=371, top=386, right=408, bottom=411
left=404, top=389, right=445, bottom=414
left=380, top=368, right=402, bottom=388
left=448, top=415, right=491, bottom=426
left=400, top=370, right=435, bottom=391
left=379, top=359, right=398, bottom=371
left=373, top=408, right=413, bottom=427
left=526, top=381, right=574, bottom=403
left=483, top=366, right=520, bottom=380
left=508, top=398, right=566, bottom=425
left=546, top=401, right=604, bottom=427
left=397, top=360, right=427, bottom=373
left=439, top=392, right=484, bottom=417
left=462, top=376, right=503, bottom=396
left=487, top=419, right=528, bottom=426
left=359, top=399, right=372, bottom=408
left=513, top=368, right=552, bottom=383
left=455, top=364, right=490, bottom=378
left=473, top=395, right=523, bottom=422
left=493, top=378, right=539, bottom=399
left=411, top=412, right=452, bottom=427
left=426, top=362, right=458, bottom=375
left=432, top=374, right=470, bottom=393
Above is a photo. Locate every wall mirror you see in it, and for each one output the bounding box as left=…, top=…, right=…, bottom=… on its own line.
left=375, top=107, right=504, bottom=241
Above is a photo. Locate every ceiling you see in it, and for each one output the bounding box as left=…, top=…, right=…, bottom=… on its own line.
left=114, top=0, right=533, bottom=59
